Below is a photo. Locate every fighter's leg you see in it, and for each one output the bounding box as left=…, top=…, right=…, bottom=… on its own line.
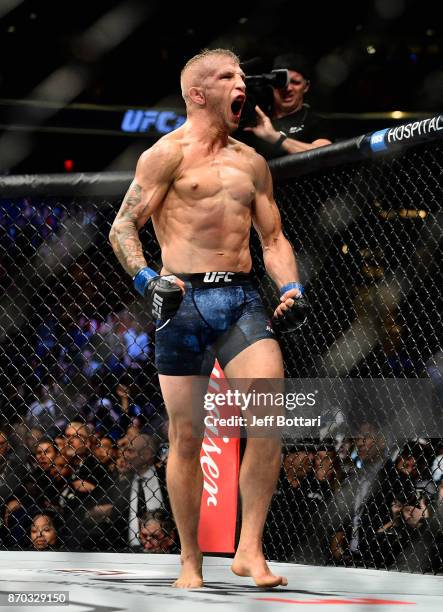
left=159, top=374, right=206, bottom=588
left=223, top=338, right=288, bottom=587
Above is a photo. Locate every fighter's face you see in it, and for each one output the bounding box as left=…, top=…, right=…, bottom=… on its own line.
left=204, top=60, right=246, bottom=130
left=273, top=70, right=309, bottom=115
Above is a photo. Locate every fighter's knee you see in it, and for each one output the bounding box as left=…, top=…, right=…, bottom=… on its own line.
left=168, top=422, right=202, bottom=459
left=170, top=437, right=202, bottom=461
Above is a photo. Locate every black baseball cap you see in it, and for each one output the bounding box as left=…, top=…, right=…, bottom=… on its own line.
left=272, top=53, right=312, bottom=80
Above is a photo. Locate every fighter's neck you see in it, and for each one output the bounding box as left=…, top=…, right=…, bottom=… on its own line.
left=183, top=117, right=230, bottom=151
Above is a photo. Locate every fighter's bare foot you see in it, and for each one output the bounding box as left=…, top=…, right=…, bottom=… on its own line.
left=231, top=549, right=287, bottom=587
left=172, top=553, right=203, bottom=589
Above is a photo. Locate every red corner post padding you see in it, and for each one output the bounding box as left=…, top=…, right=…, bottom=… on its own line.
left=198, top=361, right=240, bottom=553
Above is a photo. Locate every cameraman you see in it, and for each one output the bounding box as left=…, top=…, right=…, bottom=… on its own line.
left=240, top=54, right=333, bottom=159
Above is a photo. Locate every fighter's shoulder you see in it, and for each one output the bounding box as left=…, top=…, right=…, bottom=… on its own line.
left=235, top=140, right=270, bottom=181
left=229, top=137, right=268, bottom=168
left=247, top=149, right=272, bottom=191
left=137, top=134, right=184, bottom=176
left=229, top=136, right=256, bottom=156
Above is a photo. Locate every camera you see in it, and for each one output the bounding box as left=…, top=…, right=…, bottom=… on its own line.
left=239, top=69, right=289, bottom=129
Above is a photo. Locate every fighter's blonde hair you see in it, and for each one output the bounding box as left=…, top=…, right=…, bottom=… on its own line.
left=180, top=48, right=240, bottom=103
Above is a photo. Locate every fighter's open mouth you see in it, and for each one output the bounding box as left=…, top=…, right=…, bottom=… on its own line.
left=231, top=97, right=245, bottom=115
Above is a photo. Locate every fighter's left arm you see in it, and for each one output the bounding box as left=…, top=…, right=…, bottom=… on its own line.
left=251, top=154, right=303, bottom=318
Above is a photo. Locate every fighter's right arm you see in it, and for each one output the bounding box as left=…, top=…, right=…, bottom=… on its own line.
left=109, top=140, right=182, bottom=277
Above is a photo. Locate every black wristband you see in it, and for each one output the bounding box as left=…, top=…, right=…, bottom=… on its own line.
left=275, top=131, right=288, bottom=148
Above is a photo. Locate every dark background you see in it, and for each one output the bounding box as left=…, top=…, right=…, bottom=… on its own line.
left=0, top=0, right=441, bottom=173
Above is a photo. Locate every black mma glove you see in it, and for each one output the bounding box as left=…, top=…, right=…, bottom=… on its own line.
left=273, top=282, right=309, bottom=333
left=133, top=267, right=183, bottom=320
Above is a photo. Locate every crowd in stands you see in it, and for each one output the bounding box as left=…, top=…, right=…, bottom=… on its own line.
left=0, top=419, right=175, bottom=553
left=0, top=182, right=441, bottom=573
left=0, top=199, right=65, bottom=288
left=1, top=404, right=442, bottom=572
left=264, top=426, right=443, bottom=572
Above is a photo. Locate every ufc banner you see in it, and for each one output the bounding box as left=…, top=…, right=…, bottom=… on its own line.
left=198, top=362, right=240, bottom=553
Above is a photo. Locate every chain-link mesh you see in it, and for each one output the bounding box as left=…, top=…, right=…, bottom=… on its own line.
left=0, top=197, right=172, bottom=554
left=0, top=139, right=442, bottom=572
left=260, top=141, right=443, bottom=574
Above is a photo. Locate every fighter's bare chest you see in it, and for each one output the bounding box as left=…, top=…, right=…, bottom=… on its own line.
left=173, top=156, right=256, bottom=203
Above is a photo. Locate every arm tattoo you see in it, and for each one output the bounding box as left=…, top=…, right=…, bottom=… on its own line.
left=109, top=183, right=149, bottom=277
left=124, top=184, right=142, bottom=212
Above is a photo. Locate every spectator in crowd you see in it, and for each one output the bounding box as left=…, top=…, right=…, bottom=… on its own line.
left=59, top=421, right=115, bottom=550
left=13, top=425, right=45, bottom=456
left=54, top=433, right=67, bottom=455
left=34, top=438, right=57, bottom=472
left=425, top=477, right=443, bottom=572
left=62, top=421, right=90, bottom=464
left=0, top=383, right=26, bottom=430
left=79, top=440, right=133, bottom=551
left=431, top=453, right=443, bottom=485
left=330, top=422, right=387, bottom=565
left=74, top=376, right=110, bottom=431
left=0, top=497, right=24, bottom=548
left=78, top=432, right=168, bottom=552
left=238, top=53, right=333, bottom=159
left=115, top=447, right=129, bottom=478
left=117, top=425, right=143, bottom=453
left=0, top=200, right=65, bottom=286
left=370, top=448, right=439, bottom=572
left=63, top=421, right=114, bottom=496
left=92, top=435, right=116, bottom=472
left=116, top=376, right=161, bottom=431
left=87, top=313, right=127, bottom=376
left=80, top=347, right=102, bottom=378
left=0, top=430, right=9, bottom=458
left=26, top=383, right=61, bottom=432
left=284, top=444, right=346, bottom=565
left=114, top=381, right=137, bottom=436
left=137, top=508, right=178, bottom=554
left=122, top=433, right=168, bottom=548
left=79, top=373, right=158, bottom=442
left=25, top=439, right=64, bottom=510
left=330, top=439, right=425, bottom=568
left=337, top=437, right=357, bottom=475
left=0, top=428, right=31, bottom=504
left=49, top=453, right=73, bottom=491
left=264, top=445, right=315, bottom=561
left=122, top=321, right=151, bottom=366
left=312, top=446, right=345, bottom=494
left=91, top=433, right=168, bottom=550
left=91, top=377, right=153, bottom=441
left=69, top=315, right=97, bottom=353
left=29, top=512, right=62, bottom=551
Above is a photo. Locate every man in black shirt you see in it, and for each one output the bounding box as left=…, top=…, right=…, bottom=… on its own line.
left=241, top=53, right=333, bottom=159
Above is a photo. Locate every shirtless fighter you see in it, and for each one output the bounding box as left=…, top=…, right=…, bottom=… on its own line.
left=109, top=49, right=307, bottom=588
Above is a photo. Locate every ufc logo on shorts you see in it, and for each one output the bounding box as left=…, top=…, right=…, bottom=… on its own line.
left=152, top=293, right=164, bottom=318
left=203, top=272, right=234, bottom=283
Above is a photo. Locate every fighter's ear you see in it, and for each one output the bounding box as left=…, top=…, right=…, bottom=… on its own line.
left=188, top=86, right=205, bottom=106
